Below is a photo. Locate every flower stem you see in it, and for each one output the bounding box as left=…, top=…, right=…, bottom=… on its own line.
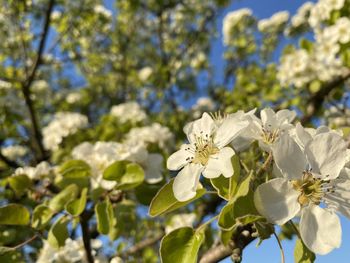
left=273, top=232, right=285, bottom=263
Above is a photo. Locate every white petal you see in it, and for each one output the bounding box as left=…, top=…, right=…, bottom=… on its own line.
left=272, top=134, right=307, bottom=180
left=261, top=108, right=278, bottom=130
left=275, top=109, right=296, bottom=125
left=202, top=147, right=235, bottom=178
left=167, top=144, right=194, bottom=171
left=214, top=118, right=249, bottom=149
left=254, top=178, right=301, bottom=225
left=144, top=154, right=163, bottom=184
left=172, top=163, right=203, bottom=202
left=295, top=123, right=312, bottom=149
left=188, top=113, right=216, bottom=142
left=300, top=205, right=341, bottom=255
left=305, top=133, right=347, bottom=179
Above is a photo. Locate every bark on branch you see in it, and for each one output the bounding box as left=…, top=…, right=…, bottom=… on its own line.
left=21, top=0, right=55, bottom=162
left=301, top=70, right=350, bottom=125
left=199, top=225, right=255, bottom=263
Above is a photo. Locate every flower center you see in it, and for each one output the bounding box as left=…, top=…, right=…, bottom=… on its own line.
left=261, top=127, right=279, bottom=145
left=291, top=171, right=328, bottom=206
left=192, top=136, right=219, bottom=166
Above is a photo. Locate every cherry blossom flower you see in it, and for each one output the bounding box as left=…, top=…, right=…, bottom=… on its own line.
left=167, top=112, right=249, bottom=201
left=254, top=132, right=348, bottom=254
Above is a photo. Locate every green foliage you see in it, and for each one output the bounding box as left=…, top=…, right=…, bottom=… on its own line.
left=65, top=188, right=88, bottom=216
left=103, top=161, right=144, bottom=190
left=48, top=216, right=69, bottom=248
left=0, top=204, right=30, bottom=226
left=294, top=239, right=316, bottom=263
left=7, top=174, right=32, bottom=196
left=218, top=172, right=261, bottom=230
left=56, top=160, right=91, bottom=189
left=32, top=205, right=54, bottom=230
left=49, top=184, right=79, bottom=212
left=95, top=198, right=117, bottom=236
left=160, top=227, right=205, bottom=263
left=149, top=179, right=206, bottom=217
left=210, top=154, right=240, bottom=200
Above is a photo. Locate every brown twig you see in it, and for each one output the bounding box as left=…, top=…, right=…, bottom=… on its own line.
left=21, top=0, right=55, bottom=162
left=301, top=70, right=350, bottom=125
left=80, top=210, right=94, bottom=263
left=199, top=225, right=255, bottom=263
left=117, top=231, right=164, bottom=258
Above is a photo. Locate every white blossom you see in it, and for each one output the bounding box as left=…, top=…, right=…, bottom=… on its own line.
left=254, top=132, right=348, bottom=254
left=167, top=112, right=249, bottom=201
left=124, top=123, right=174, bottom=151
left=236, top=108, right=296, bottom=152
left=66, top=92, right=83, bottom=104
left=110, top=101, right=147, bottom=124
left=138, top=67, right=153, bottom=82
left=13, top=161, right=51, bottom=180
left=191, top=97, right=216, bottom=118
left=43, top=112, right=88, bottom=151
left=258, top=11, right=289, bottom=33
left=222, top=8, right=252, bottom=45
left=291, top=2, right=314, bottom=28
left=1, top=145, right=27, bottom=161
left=94, top=5, right=112, bottom=19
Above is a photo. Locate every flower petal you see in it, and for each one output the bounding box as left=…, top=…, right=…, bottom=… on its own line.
left=187, top=113, right=216, bottom=142
left=144, top=154, right=164, bottom=184
left=295, top=123, right=312, bottom=149
left=214, top=117, right=249, bottom=148
left=300, top=205, right=341, bottom=255
left=261, top=108, right=278, bottom=129
left=167, top=144, right=194, bottom=171
left=202, top=147, right=235, bottom=178
left=272, top=133, right=307, bottom=180
left=275, top=109, right=296, bottom=125
left=254, top=178, right=301, bottom=225
left=172, top=163, right=203, bottom=202
left=305, top=133, right=347, bottom=179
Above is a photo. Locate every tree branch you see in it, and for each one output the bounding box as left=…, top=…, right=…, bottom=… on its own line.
left=21, top=0, right=55, bottom=162
left=117, top=231, right=164, bottom=258
left=199, top=225, right=255, bottom=263
left=80, top=210, right=94, bottom=263
left=301, top=70, right=350, bottom=125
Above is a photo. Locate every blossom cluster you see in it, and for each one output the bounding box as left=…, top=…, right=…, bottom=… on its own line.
left=124, top=123, right=174, bottom=152
left=43, top=112, right=88, bottom=151
left=13, top=161, right=51, bottom=180
left=258, top=11, right=289, bottom=33
left=222, top=8, right=253, bottom=45
left=72, top=140, right=163, bottom=189
left=167, top=108, right=350, bottom=255
left=37, top=238, right=107, bottom=263
left=278, top=0, right=350, bottom=87
left=1, top=145, right=28, bottom=161
left=110, top=101, right=147, bottom=124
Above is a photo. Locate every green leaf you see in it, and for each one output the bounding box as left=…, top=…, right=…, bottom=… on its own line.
left=149, top=179, right=206, bottom=217
left=0, top=246, right=14, bottom=255
left=160, top=227, right=205, bottom=263
left=47, top=216, right=69, bottom=248
left=299, top=38, right=313, bottom=52
left=95, top=199, right=116, bottom=235
left=8, top=174, right=32, bottom=196
left=218, top=172, right=261, bottom=230
left=0, top=204, right=30, bottom=225
left=56, top=160, right=90, bottom=189
left=220, top=228, right=235, bottom=246
left=49, top=184, right=79, bottom=212
left=32, top=205, right=54, bottom=229
left=294, top=238, right=316, bottom=263
left=65, top=188, right=88, bottom=216
left=254, top=221, right=274, bottom=245
left=210, top=155, right=240, bottom=200
left=103, top=161, right=144, bottom=190
left=110, top=200, right=136, bottom=240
